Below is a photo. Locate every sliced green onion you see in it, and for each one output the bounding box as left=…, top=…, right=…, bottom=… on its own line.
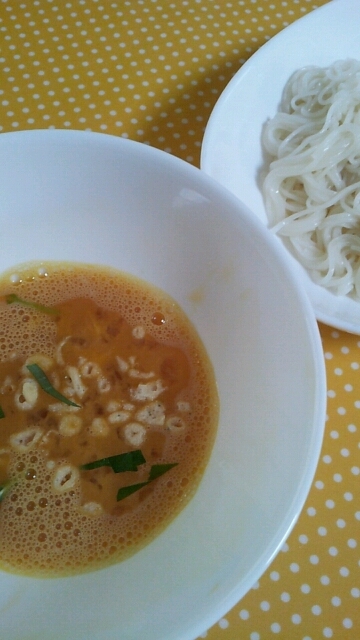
left=0, top=482, right=12, bottom=502
left=26, top=363, right=80, bottom=408
left=6, top=293, right=59, bottom=316
left=116, top=482, right=148, bottom=501
left=0, top=405, right=5, bottom=419
left=117, top=462, right=178, bottom=502
left=81, top=450, right=178, bottom=502
left=81, top=449, right=146, bottom=473
left=148, top=463, right=178, bottom=481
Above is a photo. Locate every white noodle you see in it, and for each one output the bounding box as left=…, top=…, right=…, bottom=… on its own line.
left=263, top=59, right=360, bottom=300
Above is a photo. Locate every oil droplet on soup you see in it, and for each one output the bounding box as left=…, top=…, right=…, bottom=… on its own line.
left=0, top=262, right=219, bottom=577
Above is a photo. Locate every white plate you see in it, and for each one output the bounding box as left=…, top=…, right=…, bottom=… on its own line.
left=201, top=0, right=360, bottom=335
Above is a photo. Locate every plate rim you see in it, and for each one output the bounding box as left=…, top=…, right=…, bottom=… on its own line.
left=201, top=0, right=360, bottom=335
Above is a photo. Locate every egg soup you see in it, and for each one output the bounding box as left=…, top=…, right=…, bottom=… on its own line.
left=0, top=262, right=218, bottom=577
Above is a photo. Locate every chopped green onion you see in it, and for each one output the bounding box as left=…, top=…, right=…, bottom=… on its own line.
left=148, top=463, right=178, bottom=482
left=26, top=363, right=80, bottom=408
left=0, top=405, right=5, bottom=419
left=80, top=449, right=178, bottom=502
left=81, top=449, right=146, bottom=473
left=117, top=462, right=178, bottom=502
left=5, top=293, right=60, bottom=316
left=116, top=482, right=148, bottom=501
left=0, top=482, right=12, bottom=502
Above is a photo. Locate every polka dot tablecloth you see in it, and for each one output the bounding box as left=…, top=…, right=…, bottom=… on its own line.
left=0, top=1, right=359, bottom=639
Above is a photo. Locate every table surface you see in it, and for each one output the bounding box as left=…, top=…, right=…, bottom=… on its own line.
left=0, top=1, right=359, bottom=639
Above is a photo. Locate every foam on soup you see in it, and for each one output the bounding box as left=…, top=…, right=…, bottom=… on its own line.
left=0, top=262, right=219, bottom=577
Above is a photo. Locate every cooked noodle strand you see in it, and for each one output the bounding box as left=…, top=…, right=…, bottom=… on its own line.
left=263, top=60, right=360, bottom=299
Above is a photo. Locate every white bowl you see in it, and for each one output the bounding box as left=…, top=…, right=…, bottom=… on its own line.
left=0, top=130, right=326, bottom=640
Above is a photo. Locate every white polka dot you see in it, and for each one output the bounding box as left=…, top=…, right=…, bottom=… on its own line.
left=250, top=633, right=260, bottom=640
left=347, top=538, right=357, bottom=548
left=260, top=600, right=270, bottom=611
left=326, top=499, right=335, bottom=509
left=320, top=575, right=330, bottom=585
left=328, top=546, right=338, bottom=556
left=331, top=596, right=341, bottom=606
left=280, top=592, right=291, bottom=602
left=291, top=613, right=301, bottom=624
left=336, top=518, right=346, bottom=528
left=270, top=622, right=281, bottom=633
left=322, top=628, right=333, bottom=638
left=299, top=534, right=308, bottom=544
left=351, top=587, right=360, bottom=598
left=270, top=571, right=280, bottom=581
left=310, top=555, right=319, bottom=565
left=342, top=618, right=353, bottom=629
left=290, top=562, right=300, bottom=573
left=307, top=506, right=317, bottom=516
left=301, top=583, right=311, bottom=594
left=344, top=492, right=353, bottom=501
left=318, top=526, right=327, bottom=536
left=339, top=566, right=350, bottom=577
left=218, top=618, right=229, bottom=629
left=239, top=609, right=250, bottom=620
left=312, top=604, right=322, bottom=615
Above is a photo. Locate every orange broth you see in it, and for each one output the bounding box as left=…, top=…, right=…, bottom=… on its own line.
left=0, top=262, right=219, bottom=577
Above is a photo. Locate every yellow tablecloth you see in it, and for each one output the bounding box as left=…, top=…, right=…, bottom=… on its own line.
left=0, top=1, right=359, bottom=639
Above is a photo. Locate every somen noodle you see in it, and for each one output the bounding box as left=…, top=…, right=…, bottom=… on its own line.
left=263, top=59, right=360, bottom=300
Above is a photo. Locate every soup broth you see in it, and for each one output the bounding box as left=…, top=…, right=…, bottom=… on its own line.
left=0, top=262, right=219, bottom=577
